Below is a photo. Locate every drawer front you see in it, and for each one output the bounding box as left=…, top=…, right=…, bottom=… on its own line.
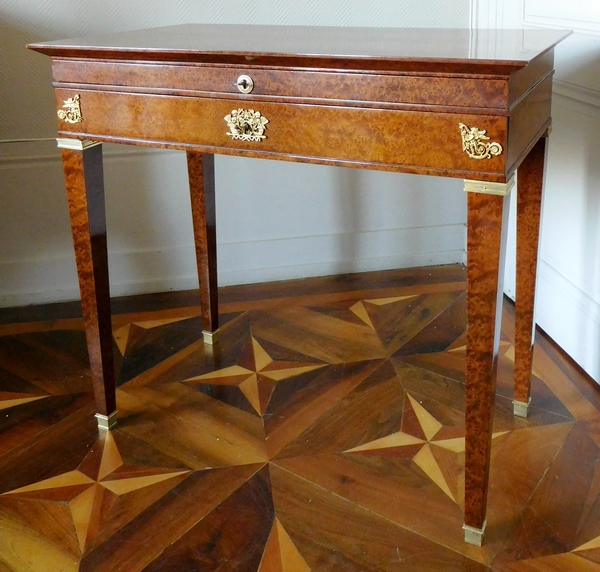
left=53, top=60, right=509, bottom=110
left=55, top=88, right=508, bottom=179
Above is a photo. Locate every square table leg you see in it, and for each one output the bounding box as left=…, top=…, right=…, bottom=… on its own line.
left=463, top=180, right=512, bottom=545
left=57, top=138, right=117, bottom=430
left=514, top=137, right=548, bottom=417
left=187, top=151, right=219, bottom=345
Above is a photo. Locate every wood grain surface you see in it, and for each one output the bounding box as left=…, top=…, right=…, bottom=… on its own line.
left=51, top=59, right=514, bottom=109
left=29, top=26, right=569, bottom=73
left=514, top=137, right=547, bottom=406
left=464, top=191, right=510, bottom=530
left=187, top=152, right=218, bottom=333
left=61, top=144, right=116, bottom=416
left=53, top=88, right=510, bottom=181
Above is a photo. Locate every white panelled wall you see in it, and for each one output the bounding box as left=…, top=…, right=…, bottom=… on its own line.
left=1, top=1, right=598, bottom=383
left=478, top=0, right=600, bottom=382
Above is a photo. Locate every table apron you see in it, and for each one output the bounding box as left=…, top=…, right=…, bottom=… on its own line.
left=55, top=88, right=509, bottom=178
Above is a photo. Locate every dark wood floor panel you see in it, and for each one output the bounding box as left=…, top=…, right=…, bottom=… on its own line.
left=1, top=265, right=599, bottom=571
left=140, top=466, right=273, bottom=572
left=78, top=464, right=264, bottom=572
left=271, top=463, right=488, bottom=572
left=114, top=316, right=204, bottom=386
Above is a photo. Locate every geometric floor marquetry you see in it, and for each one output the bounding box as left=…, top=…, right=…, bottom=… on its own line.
left=1, top=264, right=600, bottom=571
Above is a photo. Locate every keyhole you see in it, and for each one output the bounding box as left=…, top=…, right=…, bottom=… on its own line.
left=236, top=75, right=254, bottom=94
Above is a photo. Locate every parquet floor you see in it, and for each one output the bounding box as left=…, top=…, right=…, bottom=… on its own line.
left=1, top=264, right=599, bottom=571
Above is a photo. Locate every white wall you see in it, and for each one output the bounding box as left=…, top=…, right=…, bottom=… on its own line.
left=0, top=1, right=470, bottom=307
left=477, top=0, right=600, bottom=382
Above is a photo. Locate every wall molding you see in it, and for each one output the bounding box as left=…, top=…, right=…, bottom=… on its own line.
left=540, top=260, right=600, bottom=324
left=523, top=0, right=600, bottom=35
left=470, top=0, right=500, bottom=29
left=470, top=0, right=524, bottom=29
left=471, top=0, right=600, bottom=34
left=553, top=81, right=600, bottom=119
left=0, top=139, right=168, bottom=167
left=554, top=80, right=600, bottom=109
left=537, top=259, right=600, bottom=382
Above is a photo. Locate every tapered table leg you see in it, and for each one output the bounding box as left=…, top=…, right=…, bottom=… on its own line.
left=58, top=139, right=117, bottom=430
left=513, top=137, right=548, bottom=417
left=187, top=152, right=219, bottom=345
left=463, top=177, right=513, bottom=545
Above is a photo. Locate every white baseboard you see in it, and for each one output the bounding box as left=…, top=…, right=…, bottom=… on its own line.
left=0, top=224, right=465, bottom=307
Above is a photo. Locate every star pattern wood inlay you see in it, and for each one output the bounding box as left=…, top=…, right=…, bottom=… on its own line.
left=2, top=432, right=189, bottom=555
left=183, top=335, right=326, bottom=415
left=345, top=393, right=508, bottom=502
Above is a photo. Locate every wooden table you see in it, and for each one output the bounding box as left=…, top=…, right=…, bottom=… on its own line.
left=29, top=25, right=570, bottom=546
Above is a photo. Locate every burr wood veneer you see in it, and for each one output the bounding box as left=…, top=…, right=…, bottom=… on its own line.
left=29, top=24, right=570, bottom=545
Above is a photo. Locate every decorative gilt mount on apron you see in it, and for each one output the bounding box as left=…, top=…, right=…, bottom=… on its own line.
left=459, top=123, right=503, bottom=160
left=57, top=94, right=83, bottom=124
left=225, top=109, right=269, bottom=142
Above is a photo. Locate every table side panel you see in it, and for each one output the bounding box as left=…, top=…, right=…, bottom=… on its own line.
left=51, top=59, right=510, bottom=110
left=507, top=49, right=554, bottom=107
left=506, top=74, right=553, bottom=174
left=54, top=88, right=508, bottom=178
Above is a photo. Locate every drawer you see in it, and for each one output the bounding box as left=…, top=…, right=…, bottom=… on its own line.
left=55, top=88, right=508, bottom=179
left=52, top=60, right=509, bottom=110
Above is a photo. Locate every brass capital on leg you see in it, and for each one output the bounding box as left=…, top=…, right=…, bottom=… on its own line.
left=464, top=174, right=515, bottom=196
left=56, top=138, right=101, bottom=151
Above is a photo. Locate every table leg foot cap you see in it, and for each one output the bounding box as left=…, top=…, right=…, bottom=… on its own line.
left=513, top=398, right=532, bottom=418
left=203, top=330, right=219, bottom=345
left=95, top=410, right=118, bottom=431
left=463, top=522, right=486, bottom=546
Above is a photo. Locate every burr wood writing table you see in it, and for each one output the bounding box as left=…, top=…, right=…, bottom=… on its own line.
left=29, top=25, right=570, bottom=545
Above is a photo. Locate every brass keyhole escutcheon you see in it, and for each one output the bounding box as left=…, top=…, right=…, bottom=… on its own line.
left=224, top=109, right=269, bottom=142
left=236, top=74, right=254, bottom=94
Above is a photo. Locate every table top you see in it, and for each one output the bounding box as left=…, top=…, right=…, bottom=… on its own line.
left=29, top=25, right=571, bottom=73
